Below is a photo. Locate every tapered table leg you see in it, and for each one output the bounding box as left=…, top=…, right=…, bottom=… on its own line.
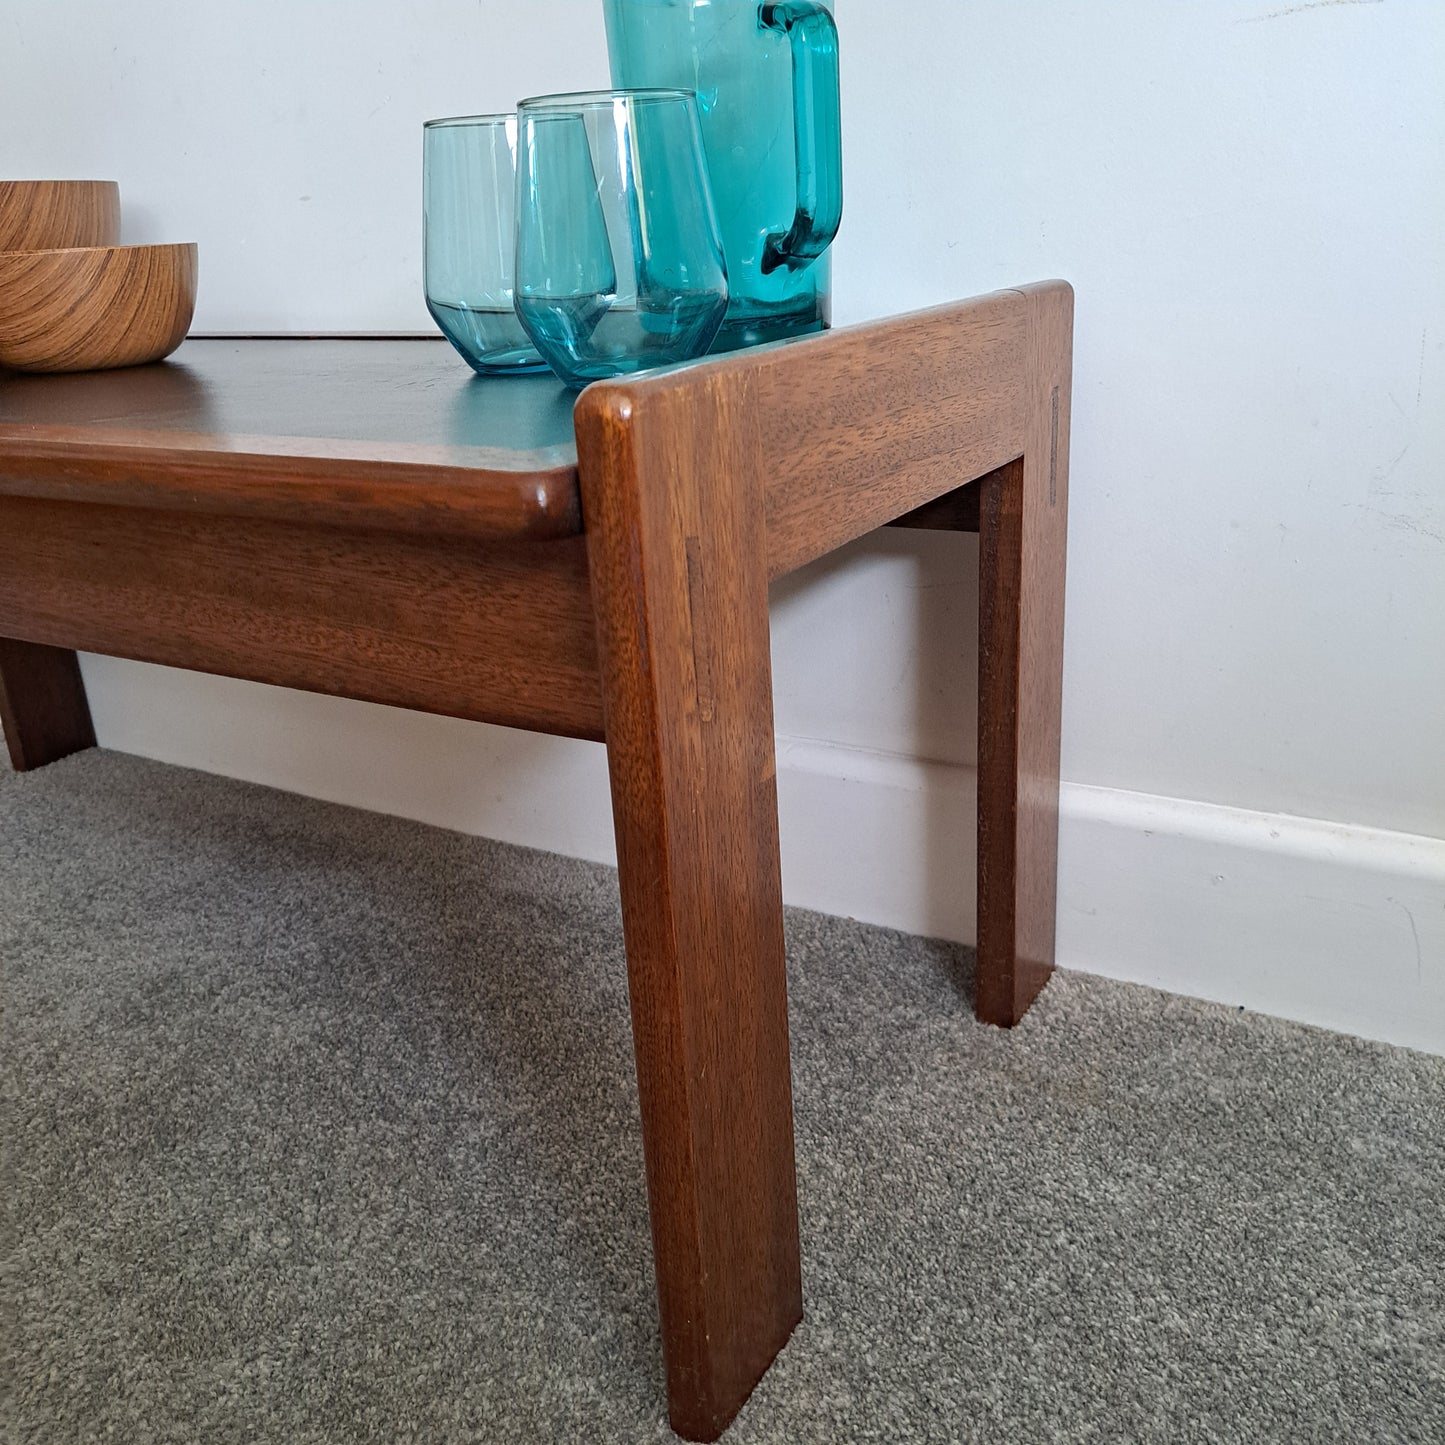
left=576, top=378, right=802, bottom=1442
left=0, top=638, right=96, bottom=772
left=976, top=283, right=1074, bottom=1025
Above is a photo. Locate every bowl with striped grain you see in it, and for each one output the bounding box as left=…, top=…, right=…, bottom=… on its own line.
left=0, top=242, right=198, bottom=373
left=0, top=180, right=121, bottom=251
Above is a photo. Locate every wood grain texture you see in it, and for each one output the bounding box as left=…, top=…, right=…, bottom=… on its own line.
left=576, top=374, right=801, bottom=1442
left=976, top=281, right=1073, bottom=1025
left=0, top=180, right=120, bottom=251
left=0, top=638, right=95, bottom=771
left=0, top=243, right=197, bottom=373
left=0, top=340, right=582, bottom=541
left=0, top=496, right=604, bottom=741
left=736, top=288, right=1029, bottom=579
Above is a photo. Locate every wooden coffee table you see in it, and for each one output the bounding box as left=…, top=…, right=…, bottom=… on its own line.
left=0, top=283, right=1072, bottom=1441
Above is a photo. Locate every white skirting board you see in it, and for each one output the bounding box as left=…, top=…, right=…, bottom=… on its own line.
left=79, top=658, right=1445, bottom=1057
left=780, top=737, right=1444, bottom=1057
left=1055, top=782, right=1444, bottom=1058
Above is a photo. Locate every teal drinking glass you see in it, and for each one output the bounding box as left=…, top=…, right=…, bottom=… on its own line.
left=423, top=114, right=546, bottom=375
left=514, top=90, right=728, bottom=390
left=604, top=0, right=842, bottom=350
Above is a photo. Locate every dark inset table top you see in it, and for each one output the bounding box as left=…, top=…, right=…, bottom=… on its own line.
left=0, top=339, right=585, bottom=540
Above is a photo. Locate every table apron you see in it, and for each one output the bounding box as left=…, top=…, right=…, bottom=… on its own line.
left=0, top=495, right=606, bottom=742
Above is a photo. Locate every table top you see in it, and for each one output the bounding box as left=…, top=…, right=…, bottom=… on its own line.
left=0, top=339, right=586, bottom=540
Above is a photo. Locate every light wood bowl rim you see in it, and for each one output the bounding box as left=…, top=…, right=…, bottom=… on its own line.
left=0, top=242, right=198, bottom=261
left=0, top=178, right=120, bottom=186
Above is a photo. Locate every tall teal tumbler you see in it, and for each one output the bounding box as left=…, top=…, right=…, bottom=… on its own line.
left=423, top=114, right=546, bottom=375
left=514, top=90, right=729, bottom=390
left=604, top=0, right=842, bottom=349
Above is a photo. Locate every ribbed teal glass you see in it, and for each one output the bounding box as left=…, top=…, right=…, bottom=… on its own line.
left=514, top=90, right=728, bottom=390
left=604, top=0, right=842, bottom=350
left=423, top=114, right=546, bottom=375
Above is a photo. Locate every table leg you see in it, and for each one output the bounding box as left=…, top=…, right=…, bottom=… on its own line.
left=976, top=283, right=1074, bottom=1025
left=0, top=639, right=96, bottom=772
left=576, top=380, right=802, bottom=1442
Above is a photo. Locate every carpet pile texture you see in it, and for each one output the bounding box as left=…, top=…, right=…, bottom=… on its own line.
left=3, top=751, right=1442, bottom=1443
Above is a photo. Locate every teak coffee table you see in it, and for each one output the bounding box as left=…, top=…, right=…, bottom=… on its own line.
left=0, top=283, right=1072, bottom=1441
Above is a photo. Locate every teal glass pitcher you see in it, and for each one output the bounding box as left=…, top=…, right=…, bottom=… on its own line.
left=604, top=0, right=841, bottom=349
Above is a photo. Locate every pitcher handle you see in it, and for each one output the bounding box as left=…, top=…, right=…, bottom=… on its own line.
left=760, top=1, right=842, bottom=275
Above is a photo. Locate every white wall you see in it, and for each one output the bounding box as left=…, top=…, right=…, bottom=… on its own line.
left=4, top=1, right=1443, bottom=1050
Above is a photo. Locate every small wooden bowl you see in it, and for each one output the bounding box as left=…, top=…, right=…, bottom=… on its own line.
left=0, top=243, right=198, bottom=373
left=0, top=180, right=121, bottom=251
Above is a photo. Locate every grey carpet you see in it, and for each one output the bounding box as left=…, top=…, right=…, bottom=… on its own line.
left=2, top=751, right=1441, bottom=1445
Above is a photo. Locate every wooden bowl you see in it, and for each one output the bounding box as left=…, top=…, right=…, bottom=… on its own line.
left=0, top=180, right=121, bottom=251
left=0, top=243, right=198, bottom=373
